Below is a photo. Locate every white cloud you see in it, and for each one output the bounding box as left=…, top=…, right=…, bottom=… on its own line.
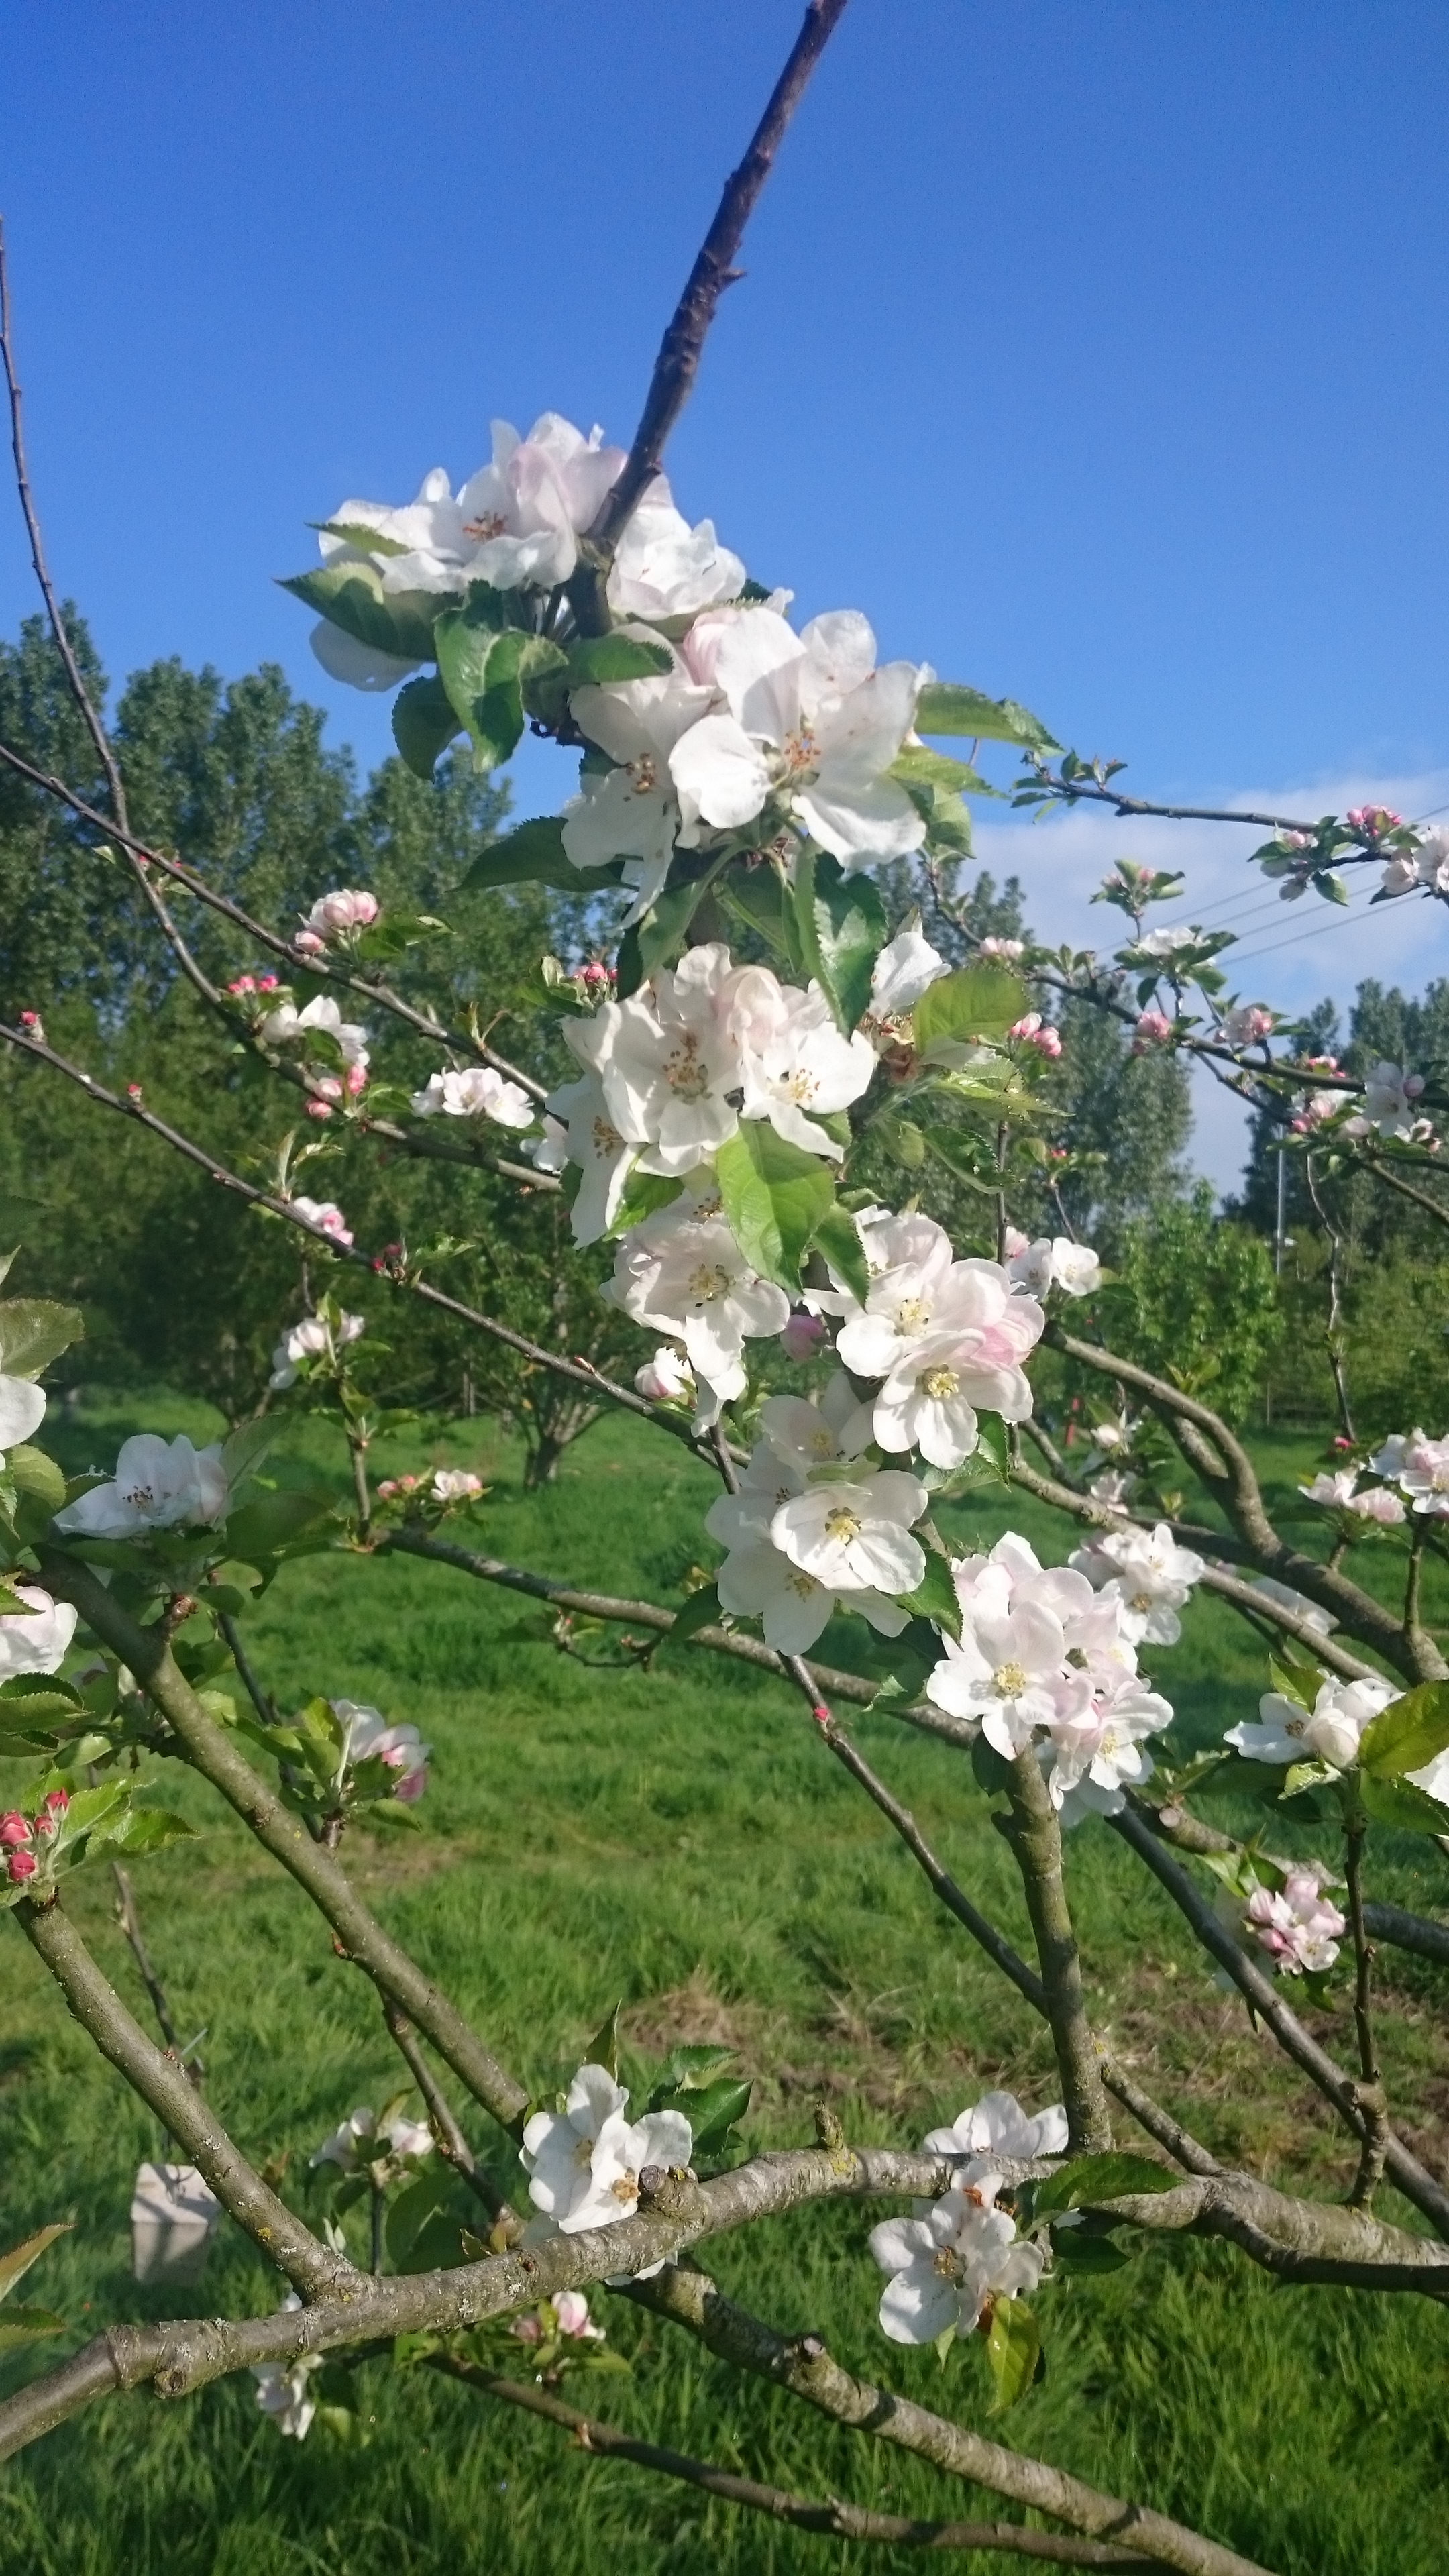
left=972, top=767, right=1449, bottom=1195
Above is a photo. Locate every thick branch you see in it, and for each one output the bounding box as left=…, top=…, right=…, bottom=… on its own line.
left=1106, top=1805, right=1449, bottom=2238
left=40, top=1552, right=530, bottom=2135
left=447, top=2361, right=1169, bottom=2565
left=15, top=1894, right=352, bottom=2298
left=635, top=2265, right=1275, bottom=2576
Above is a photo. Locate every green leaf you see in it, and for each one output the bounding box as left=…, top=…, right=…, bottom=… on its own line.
left=433, top=619, right=541, bottom=774
left=582, top=2002, right=623, bottom=2082
left=888, top=746, right=993, bottom=794
left=604, top=1169, right=684, bottom=1239
left=895, top=1544, right=962, bottom=1639
left=107, top=1807, right=199, bottom=1858
left=808, top=1201, right=869, bottom=1305
left=916, top=684, right=1060, bottom=751
left=0, top=2306, right=66, bottom=2355
left=309, top=518, right=411, bottom=558
left=566, top=635, right=674, bottom=687
left=1032, top=2153, right=1176, bottom=2215
left=986, top=2299, right=1040, bottom=2414
left=1267, top=1654, right=1320, bottom=1715
left=791, top=849, right=887, bottom=1034
left=0, top=1297, right=85, bottom=1377
left=386, top=2173, right=460, bottom=2273
left=718, top=862, right=798, bottom=967
left=973, top=1415, right=1010, bottom=1481
left=460, top=816, right=621, bottom=896
left=1358, top=1682, right=1449, bottom=1782
left=630, top=873, right=718, bottom=984
left=667, top=1582, right=722, bottom=1645
left=280, top=562, right=440, bottom=665
left=656, top=2074, right=751, bottom=2153
left=392, top=674, right=462, bottom=778
left=650, top=2043, right=737, bottom=2092
left=1049, top=2228, right=1129, bottom=2273
left=714, top=1124, right=835, bottom=1296
left=224, top=1488, right=334, bottom=1562
left=912, top=965, right=1028, bottom=1057
left=1358, top=1771, right=1449, bottom=1836
left=0, top=2222, right=70, bottom=2304
left=219, top=1418, right=276, bottom=1493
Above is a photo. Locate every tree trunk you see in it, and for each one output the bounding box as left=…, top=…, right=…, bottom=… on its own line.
left=523, top=1433, right=564, bottom=1489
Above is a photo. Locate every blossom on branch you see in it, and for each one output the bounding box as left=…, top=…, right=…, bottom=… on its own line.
left=1069, top=1521, right=1205, bottom=1647
left=520, top=2063, right=692, bottom=2235
left=54, top=1433, right=229, bottom=1539
left=923, top=2089, right=1068, bottom=2163
left=869, top=2174, right=1045, bottom=2345
left=410, top=1066, right=535, bottom=1128
left=1225, top=1672, right=1397, bottom=1772
left=289, top=1197, right=354, bottom=1247
left=1242, top=1864, right=1346, bottom=1976
left=0, top=1587, right=77, bottom=1682
left=269, top=1309, right=364, bottom=1389
left=1006, top=1237, right=1101, bottom=1300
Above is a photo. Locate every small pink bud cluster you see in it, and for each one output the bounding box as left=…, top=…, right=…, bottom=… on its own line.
left=225, top=973, right=280, bottom=998
left=372, top=1239, right=406, bottom=1277
left=1, top=1789, right=68, bottom=1883
left=1222, top=1004, right=1275, bottom=1046
left=376, top=1474, right=422, bottom=1502
left=1132, top=1008, right=1173, bottom=1053
left=1246, top=1864, right=1345, bottom=1976
left=294, top=930, right=327, bottom=957
left=301, top=889, right=380, bottom=945
left=19, top=1010, right=45, bottom=1042
left=979, top=937, right=1025, bottom=961
left=1008, top=1011, right=1062, bottom=1058
left=126, top=1083, right=143, bottom=1103
left=572, top=959, right=616, bottom=999
left=1347, top=806, right=1401, bottom=839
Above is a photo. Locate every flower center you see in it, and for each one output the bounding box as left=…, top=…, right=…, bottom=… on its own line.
left=807, top=1428, right=837, bottom=1456
left=932, top=2247, right=962, bottom=2279
left=590, top=1114, right=623, bottom=1157
left=628, top=754, right=658, bottom=793
left=573, top=2136, right=596, bottom=2167
left=609, top=2171, right=638, bottom=2203
left=920, top=1366, right=959, bottom=1400
left=687, top=1262, right=734, bottom=1304
left=780, top=726, right=818, bottom=779
left=824, top=1506, right=862, bottom=1544
left=786, top=1569, right=820, bottom=1598
left=463, top=511, right=508, bottom=539
left=663, top=1033, right=712, bottom=1100
left=121, top=1483, right=156, bottom=1511
left=1129, top=1590, right=1153, bottom=1614
left=1285, top=1716, right=1306, bottom=1737
left=992, top=1660, right=1028, bottom=1697
left=896, top=1295, right=933, bottom=1333
left=784, top=1069, right=819, bottom=1102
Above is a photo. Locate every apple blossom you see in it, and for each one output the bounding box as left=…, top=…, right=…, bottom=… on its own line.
left=260, top=993, right=370, bottom=1075
left=568, top=945, right=743, bottom=1177
left=1132, top=1008, right=1173, bottom=1051
left=1132, top=925, right=1205, bottom=967
left=923, top=2089, right=1068, bottom=2163
left=606, top=476, right=745, bottom=619
left=865, top=923, right=949, bottom=1036
left=1300, top=1469, right=1360, bottom=1509
left=541, top=1073, right=635, bottom=1244
left=869, top=2178, right=1045, bottom=2345
left=1342, top=1059, right=1425, bottom=1141
left=978, top=937, right=1024, bottom=962
left=1225, top=1672, right=1397, bottom=1772
left=431, top=1469, right=484, bottom=1502
left=1389, top=1428, right=1449, bottom=1516
left=0, top=1371, right=46, bottom=1471
left=1006, top=1236, right=1101, bottom=1300
left=310, top=2103, right=433, bottom=2171
left=332, top=1700, right=430, bottom=1802
left=926, top=1563, right=1083, bottom=1757
left=523, top=1113, right=569, bottom=1177
left=452, top=414, right=626, bottom=592
left=1088, top=1468, right=1136, bottom=1511
left=1046, top=1673, right=1175, bottom=1822
left=1350, top=1487, right=1407, bottom=1525
left=837, top=1217, right=980, bottom=1377
left=759, top=1377, right=873, bottom=1479
left=735, top=977, right=876, bottom=1158
left=564, top=648, right=714, bottom=915
left=1220, top=1004, right=1275, bottom=1046
left=0, top=1585, right=78, bottom=1682
left=520, top=2063, right=692, bottom=2235
left=1244, top=1865, right=1346, bottom=1976
left=269, top=1309, right=364, bottom=1389
left=289, top=1197, right=354, bottom=1247
left=550, top=2289, right=604, bottom=2341
left=668, top=606, right=927, bottom=868
left=771, top=1468, right=928, bottom=1599
left=1008, top=1011, right=1061, bottom=1059
left=1069, top=1522, right=1205, bottom=1646
left=635, top=1348, right=696, bottom=1405
left=301, top=888, right=379, bottom=943
left=54, top=1432, right=229, bottom=1539
left=781, top=1309, right=828, bottom=1362
left=410, top=1066, right=535, bottom=1128
left=612, top=1210, right=790, bottom=1408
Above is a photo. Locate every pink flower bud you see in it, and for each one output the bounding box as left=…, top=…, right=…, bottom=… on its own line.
left=227, top=975, right=257, bottom=997
left=7, top=1849, right=39, bottom=1882
left=345, top=1062, right=368, bottom=1097
left=294, top=930, right=327, bottom=957
left=256, top=973, right=280, bottom=993
left=305, top=1099, right=335, bottom=1120
left=782, top=1311, right=826, bottom=1362
left=42, top=1790, right=69, bottom=1815
left=19, top=1011, right=46, bottom=1042
left=126, top=1083, right=143, bottom=1102
left=0, top=1811, right=33, bottom=1847
left=32, top=1810, right=60, bottom=1841
left=1133, top=1008, right=1173, bottom=1051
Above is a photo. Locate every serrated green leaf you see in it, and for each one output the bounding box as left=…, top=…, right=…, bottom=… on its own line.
left=107, top=1807, right=199, bottom=1858
left=1358, top=1682, right=1449, bottom=1783
left=433, top=619, right=541, bottom=774
left=986, top=2298, right=1040, bottom=2414
left=896, top=1544, right=961, bottom=1640
left=460, top=816, right=622, bottom=896
left=567, top=635, right=674, bottom=686
left=582, top=2002, right=623, bottom=2082
left=916, top=684, right=1060, bottom=752
left=0, top=1297, right=85, bottom=1377
left=718, top=861, right=799, bottom=967
left=1267, top=1654, right=1320, bottom=1715
left=1032, top=2153, right=1176, bottom=2215
left=791, top=849, right=887, bottom=1034
left=392, top=673, right=462, bottom=778
left=974, top=1415, right=1010, bottom=1480
left=1358, top=1770, right=1449, bottom=1835
left=0, top=2222, right=70, bottom=2305
left=808, top=1201, right=869, bottom=1305
left=715, top=1124, right=835, bottom=1296
left=309, top=519, right=411, bottom=558
left=224, top=1489, right=334, bottom=1562
left=660, top=2074, right=751, bottom=2151
left=1049, top=2228, right=1129, bottom=2273
left=280, top=562, right=439, bottom=664
left=0, top=2305, right=66, bottom=2354
left=913, top=965, right=1028, bottom=1057
left=889, top=746, right=992, bottom=794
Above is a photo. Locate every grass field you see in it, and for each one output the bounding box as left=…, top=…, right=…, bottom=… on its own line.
left=2, top=1391, right=1447, bottom=2576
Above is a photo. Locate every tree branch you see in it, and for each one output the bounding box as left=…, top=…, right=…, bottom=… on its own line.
left=15, top=1894, right=352, bottom=2298
left=634, top=2264, right=1277, bottom=2576
left=443, top=2359, right=1173, bottom=2566
left=110, top=1861, right=201, bottom=2080
left=1000, top=1748, right=1113, bottom=2151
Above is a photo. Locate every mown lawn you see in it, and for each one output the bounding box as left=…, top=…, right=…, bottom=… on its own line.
left=2, top=1392, right=1447, bottom=2575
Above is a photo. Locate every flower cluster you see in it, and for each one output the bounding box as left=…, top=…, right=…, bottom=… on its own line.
left=1299, top=1467, right=1405, bottom=1526
left=260, top=993, right=370, bottom=1090
left=1241, top=1864, right=1346, bottom=1976
left=1, top=1788, right=70, bottom=1886
left=1369, top=1428, right=1449, bottom=1516
left=294, top=887, right=378, bottom=954
left=411, top=1065, right=535, bottom=1127
left=329, top=1699, right=430, bottom=1804
left=310, top=2103, right=434, bottom=2171
left=289, top=1195, right=354, bottom=1247
left=926, top=1532, right=1184, bottom=1821
left=1226, top=1672, right=1395, bottom=1772
left=374, top=1467, right=485, bottom=1508
left=868, top=2088, right=1063, bottom=2346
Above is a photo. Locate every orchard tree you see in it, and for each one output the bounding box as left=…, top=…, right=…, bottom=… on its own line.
left=5, top=13, right=1449, bottom=2576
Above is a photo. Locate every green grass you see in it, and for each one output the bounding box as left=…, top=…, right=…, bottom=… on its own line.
left=2, top=1393, right=1448, bottom=2575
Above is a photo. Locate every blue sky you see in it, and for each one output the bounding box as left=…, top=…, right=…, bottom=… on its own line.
left=4, top=1, right=1449, bottom=1183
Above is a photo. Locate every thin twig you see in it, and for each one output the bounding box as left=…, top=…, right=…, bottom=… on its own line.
left=1303, top=1154, right=1356, bottom=1444
left=1343, top=1813, right=1389, bottom=2210
left=217, top=1611, right=276, bottom=1727
left=381, top=2000, right=515, bottom=2224
left=110, top=1864, right=203, bottom=2084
